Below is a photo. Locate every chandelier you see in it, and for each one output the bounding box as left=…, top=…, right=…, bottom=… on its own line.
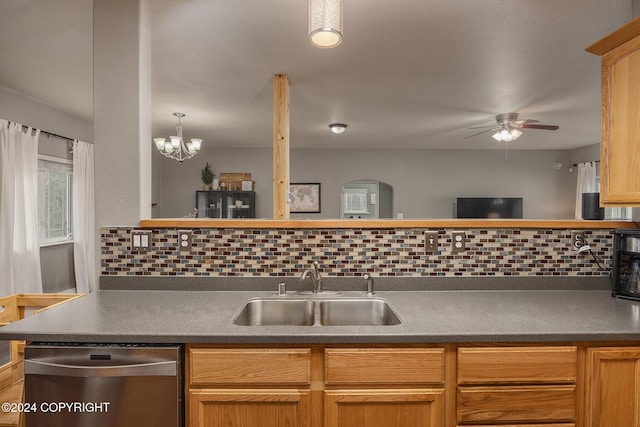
left=153, top=112, right=202, bottom=162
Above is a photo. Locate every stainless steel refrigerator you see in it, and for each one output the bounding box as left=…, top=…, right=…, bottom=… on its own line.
left=340, top=180, right=393, bottom=219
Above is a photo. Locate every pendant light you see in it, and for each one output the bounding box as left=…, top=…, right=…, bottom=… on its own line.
left=309, top=0, right=343, bottom=48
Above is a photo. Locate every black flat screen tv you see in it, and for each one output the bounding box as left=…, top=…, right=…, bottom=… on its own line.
left=456, top=197, right=523, bottom=219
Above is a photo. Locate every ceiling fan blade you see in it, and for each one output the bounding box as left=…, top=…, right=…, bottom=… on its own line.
left=515, top=119, right=540, bottom=125
left=520, top=124, right=559, bottom=130
left=468, top=125, right=496, bottom=130
left=464, top=128, right=495, bottom=139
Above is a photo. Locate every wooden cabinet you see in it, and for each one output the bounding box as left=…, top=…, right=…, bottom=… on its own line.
left=187, top=347, right=312, bottom=427
left=456, top=346, right=577, bottom=426
left=187, top=346, right=445, bottom=427
left=324, top=348, right=445, bottom=427
left=189, top=389, right=311, bottom=427
left=185, top=343, right=640, bottom=427
left=325, top=390, right=443, bottom=427
left=586, top=17, right=640, bottom=206
left=585, top=347, right=640, bottom=427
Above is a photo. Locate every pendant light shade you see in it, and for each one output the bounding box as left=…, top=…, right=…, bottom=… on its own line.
left=309, top=0, right=343, bottom=48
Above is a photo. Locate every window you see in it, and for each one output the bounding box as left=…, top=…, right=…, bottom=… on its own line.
left=38, top=156, right=73, bottom=245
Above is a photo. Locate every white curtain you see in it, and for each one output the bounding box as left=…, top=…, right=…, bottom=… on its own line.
left=0, top=120, right=43, bottom=296
left=72, top=140, right=96, bottom=293
left=574, top=161, right=598, bottom=219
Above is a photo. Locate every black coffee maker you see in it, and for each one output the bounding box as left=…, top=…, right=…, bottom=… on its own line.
left=611, top=229, right=640, bottom=300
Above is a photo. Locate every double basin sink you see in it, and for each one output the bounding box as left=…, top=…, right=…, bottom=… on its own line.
left=233, top=295, right=401, bottom=326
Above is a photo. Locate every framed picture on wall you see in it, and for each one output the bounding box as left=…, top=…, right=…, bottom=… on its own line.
left=289, top=183, right=321, bottom=213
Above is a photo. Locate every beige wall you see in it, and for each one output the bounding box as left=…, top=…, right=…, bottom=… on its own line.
left=153, top=146, right=584, bottom=219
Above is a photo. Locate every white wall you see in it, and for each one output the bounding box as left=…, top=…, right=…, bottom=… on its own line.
left=0, top=86, right=92, bottom=142
left=154, top=146, right=579, bottom=219
left=0, top=87, right=93, bottom=292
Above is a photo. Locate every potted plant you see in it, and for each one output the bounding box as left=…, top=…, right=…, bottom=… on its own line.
left=201, top=162, right=214, bottom=190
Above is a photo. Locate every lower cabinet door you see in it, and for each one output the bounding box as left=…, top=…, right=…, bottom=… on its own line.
left=189, top=389, right=311, bottom=427
left=324, top=389, right=444, bottom=427
left=585, top=347, right=640, bottom=427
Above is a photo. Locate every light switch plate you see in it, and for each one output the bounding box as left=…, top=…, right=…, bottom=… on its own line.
left=451, top=231, right=466, bottom=252
left=130, top=230, right=152, bottom=252
left=424, top=231, right=438, bottom=252
left=178, top=230, right=192, bottom=252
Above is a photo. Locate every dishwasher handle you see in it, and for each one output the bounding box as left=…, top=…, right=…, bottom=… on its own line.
left=24, top=359, right=177, bottom=378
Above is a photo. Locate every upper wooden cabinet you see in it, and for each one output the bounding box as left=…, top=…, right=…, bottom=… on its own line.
left=587, top=17, right=640, bottom=206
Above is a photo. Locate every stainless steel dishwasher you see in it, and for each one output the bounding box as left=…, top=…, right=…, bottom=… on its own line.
left=24, top=343, right=183, bottom=427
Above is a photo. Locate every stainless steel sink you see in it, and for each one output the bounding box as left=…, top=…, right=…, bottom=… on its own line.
left=318, top=298, right=401, bottom=326
left=233, top=296, right=401, bottom=326
left=233, top=298, right=315, bottom=326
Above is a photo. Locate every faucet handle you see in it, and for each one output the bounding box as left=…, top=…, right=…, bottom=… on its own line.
left=277, top=282, right=287, bottom=296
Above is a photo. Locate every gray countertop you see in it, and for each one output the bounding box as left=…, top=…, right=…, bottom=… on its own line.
left=1, top=289, right=639, bottom=344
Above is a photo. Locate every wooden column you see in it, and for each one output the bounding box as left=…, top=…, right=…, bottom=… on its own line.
left=273, top=74, right=290, bottom=219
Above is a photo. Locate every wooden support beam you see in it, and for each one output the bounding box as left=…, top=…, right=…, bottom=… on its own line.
left=273, top=74, right=290, bottom=219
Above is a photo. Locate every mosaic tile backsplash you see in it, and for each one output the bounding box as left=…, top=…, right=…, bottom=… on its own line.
left=101, top=227, right=613, bottom=277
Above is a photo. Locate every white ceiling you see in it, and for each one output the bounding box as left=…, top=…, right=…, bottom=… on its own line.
left=0, top=0, right=632, bottom=150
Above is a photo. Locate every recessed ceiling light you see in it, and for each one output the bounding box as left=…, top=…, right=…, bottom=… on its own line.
left=329, top=123, right=347, bottom=134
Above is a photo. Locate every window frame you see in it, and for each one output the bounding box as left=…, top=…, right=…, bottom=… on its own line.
left=38, top=154, right=73, bottom=246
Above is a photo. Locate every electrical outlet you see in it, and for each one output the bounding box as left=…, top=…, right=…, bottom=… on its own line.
left=178, top=230, right=192, bottom=252
left=424, top=231, right=438, bottom=252
left=451, top=231, right=466, bottom=252
left=571, top=230, right=585, bottom=250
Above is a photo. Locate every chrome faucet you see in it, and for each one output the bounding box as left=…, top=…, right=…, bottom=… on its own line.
left=363, top=274, right=374, bottom=296
left=300, top=261, right=322, bottom=293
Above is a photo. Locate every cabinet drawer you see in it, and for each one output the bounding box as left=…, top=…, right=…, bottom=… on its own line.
left=325, top=348, right=444, bottom=385
left=457, top=346, right=577, bottom=385
left=457, top=385, right=575, bottom=424
left=456, top=425, right=574, bottom=427
left=189, top=348, right=311, bottom=386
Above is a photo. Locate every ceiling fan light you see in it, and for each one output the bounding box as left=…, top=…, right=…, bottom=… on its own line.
left=492, top=128, right=513, bottom=141
left=509, top=128, right=523, bottom=140
left=309, top=0, right=343, bottom=48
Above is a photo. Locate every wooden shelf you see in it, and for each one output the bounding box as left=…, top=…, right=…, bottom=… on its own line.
left=139, top=218, right=636, bottom=230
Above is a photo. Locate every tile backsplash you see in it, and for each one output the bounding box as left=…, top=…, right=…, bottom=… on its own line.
left=101, top=227, right=612, bottom=277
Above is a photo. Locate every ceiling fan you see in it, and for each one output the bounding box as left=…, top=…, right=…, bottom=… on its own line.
left=466, top=113, right=559, bottom=142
